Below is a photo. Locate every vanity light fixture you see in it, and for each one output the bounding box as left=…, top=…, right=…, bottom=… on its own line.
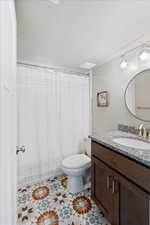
left=120, top=56, right=127, bottom=69
left=120, top=41, right=150, bottom=69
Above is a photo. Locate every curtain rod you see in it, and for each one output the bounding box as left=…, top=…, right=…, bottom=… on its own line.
left=17, top=61, right=89, bottom=77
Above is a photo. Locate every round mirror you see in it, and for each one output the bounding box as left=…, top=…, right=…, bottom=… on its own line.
left=125, top=69, right=150, bottom=122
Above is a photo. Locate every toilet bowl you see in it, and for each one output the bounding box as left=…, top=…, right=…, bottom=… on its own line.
left=62, top=154, right=91, bottom=194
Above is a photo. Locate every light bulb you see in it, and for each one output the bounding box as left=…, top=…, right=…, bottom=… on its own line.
left=120, top=59, right=127, bottom=69
left=139, top=50, right=149, bottom=61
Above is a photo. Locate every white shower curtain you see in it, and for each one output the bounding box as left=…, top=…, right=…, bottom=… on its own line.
left=0, top=0, right=17, bottom=224
left=17, top=65, right=89, bottom=184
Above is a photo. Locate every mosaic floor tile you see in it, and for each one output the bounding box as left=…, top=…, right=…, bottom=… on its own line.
left=17, top=176, right=111, bottom=225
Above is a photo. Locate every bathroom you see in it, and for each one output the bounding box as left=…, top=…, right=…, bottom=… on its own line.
left=0, top=0, right=150, bottom=224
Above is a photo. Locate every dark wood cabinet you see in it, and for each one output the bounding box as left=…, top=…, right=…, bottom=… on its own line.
left=91, top=140, right=150, bottom=225
left=91, top=157, right=114, bottom=222
left=119, top=175, right=149, bottom=225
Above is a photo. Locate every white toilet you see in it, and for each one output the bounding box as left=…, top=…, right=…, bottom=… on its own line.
left=62, top=154, right=91, bottom=194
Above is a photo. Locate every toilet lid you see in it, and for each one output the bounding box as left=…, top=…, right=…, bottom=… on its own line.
left=62, top=154, right=91, bottom=169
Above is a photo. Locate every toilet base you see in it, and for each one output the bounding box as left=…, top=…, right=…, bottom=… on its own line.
left=68, top=176, right=83, bottom=194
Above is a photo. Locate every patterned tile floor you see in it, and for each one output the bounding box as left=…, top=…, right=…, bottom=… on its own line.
left=17, top=176, right=110, bottom=225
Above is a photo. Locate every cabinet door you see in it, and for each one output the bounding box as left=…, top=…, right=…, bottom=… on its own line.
left=118, top=175, right=149, bottom=225
left=91, top=156, right=114, bottom=222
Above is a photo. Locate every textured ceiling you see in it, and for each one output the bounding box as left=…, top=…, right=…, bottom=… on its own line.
left=16, top=0, right=150, bottom=70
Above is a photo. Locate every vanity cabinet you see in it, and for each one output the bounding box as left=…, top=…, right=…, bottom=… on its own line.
left=91, top=141, right=150, bottom=225
left=91, top=157, right=115, bottom=222
left=118, top=175, right=149, bottom=225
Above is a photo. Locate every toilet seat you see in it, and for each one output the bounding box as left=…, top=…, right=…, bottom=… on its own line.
left=62, top=154, right=91, bottom=169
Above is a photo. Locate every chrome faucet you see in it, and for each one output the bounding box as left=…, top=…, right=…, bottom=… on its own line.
left=138, top=124, right=150, bottom=140
left=138, top=124, right=145, bottom=137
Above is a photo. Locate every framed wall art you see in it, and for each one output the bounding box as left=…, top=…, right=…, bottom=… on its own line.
left=97, top=91, right=109, bottom=107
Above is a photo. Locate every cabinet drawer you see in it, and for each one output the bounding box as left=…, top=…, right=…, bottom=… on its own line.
left=92, top=141, right=150, bottom=193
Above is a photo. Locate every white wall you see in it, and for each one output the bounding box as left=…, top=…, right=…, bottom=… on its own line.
left=0, top=0, right=16, bottom=224
left=92, top=53, right=150, bottom=136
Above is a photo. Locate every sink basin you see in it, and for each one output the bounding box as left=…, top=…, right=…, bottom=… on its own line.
left=113, top=137, right=150, bottom=150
